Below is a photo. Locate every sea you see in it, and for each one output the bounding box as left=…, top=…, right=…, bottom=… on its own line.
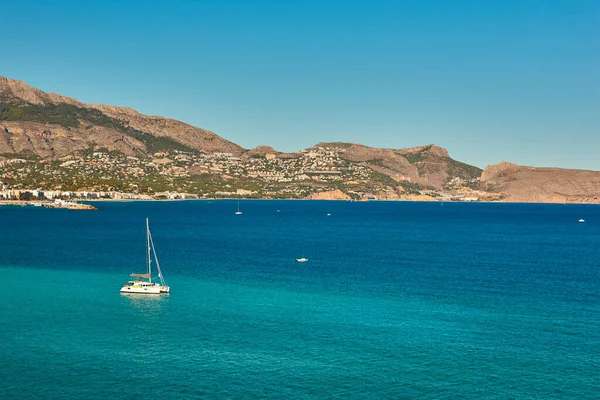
left=0, top=200, right=598, bottom=399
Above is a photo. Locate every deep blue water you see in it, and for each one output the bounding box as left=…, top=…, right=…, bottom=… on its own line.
left=0, top=200, right=599, bottom=399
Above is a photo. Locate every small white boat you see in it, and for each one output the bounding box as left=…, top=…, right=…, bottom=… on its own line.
left=578, top=219, right=585, bottom=223
left=120, top=218, right=170, bottom=294
left=296, top=258, right=309, bottom=263
left=235, top=202, right=243, bottom=215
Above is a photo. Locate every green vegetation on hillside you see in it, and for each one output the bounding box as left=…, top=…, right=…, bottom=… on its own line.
left=1, top=102, right=84, bottom=127
left=0, top=101, right=196, bottom=154
left=446, top=158, right=482, bottom=180
left=398, top=181, right=426, bottom=194
left=0, top=150, right=40, bottom=160
left=321, top=142, right=353, bottom=149
left=366, top=158, right=384, bottom=166
left=403, top=152, right=423, bottom=164
left=402, top=147, right=482, bottom=180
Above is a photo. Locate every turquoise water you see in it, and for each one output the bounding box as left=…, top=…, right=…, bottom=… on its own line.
left=0, top=201, right=599, bottom=399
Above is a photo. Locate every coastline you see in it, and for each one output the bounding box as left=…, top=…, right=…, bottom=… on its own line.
left=3, top=198, right=599, bottom=207
left=0, top=200, right=97, bottom=210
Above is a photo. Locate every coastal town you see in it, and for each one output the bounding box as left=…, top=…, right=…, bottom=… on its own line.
left=1, top=145, right=489, bottom=205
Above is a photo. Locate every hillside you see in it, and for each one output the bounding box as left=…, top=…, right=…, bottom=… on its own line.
left=0, top=76, right=244, bottom=158
left=312, top=142, right=482, bottom=190
left=481, top=162, right=600, bottom=203
left=2, top=76, right=599, bottom=203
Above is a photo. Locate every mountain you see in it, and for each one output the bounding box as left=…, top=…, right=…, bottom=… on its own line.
left=481, top=162, right=600, bottom=203
left=2, top=75, right=598, bottom=203
left=0, top=76, right=243, bottom=158
left=311, top=142, right=482, bottom=190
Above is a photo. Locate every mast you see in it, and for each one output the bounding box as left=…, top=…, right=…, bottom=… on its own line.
left=146, top=218, right=152, bottom=283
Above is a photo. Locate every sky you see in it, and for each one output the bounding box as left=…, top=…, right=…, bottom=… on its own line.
left=1, top=0, right=598, bottom=169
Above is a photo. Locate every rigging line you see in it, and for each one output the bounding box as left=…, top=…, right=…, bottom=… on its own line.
left=149, top=230, right=166, bottom=286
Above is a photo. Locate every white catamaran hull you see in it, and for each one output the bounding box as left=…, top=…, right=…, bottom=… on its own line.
left=120, top=283, right=170, bottom=294
left=159, top=285, right=170, bottom=293
left=120, top=285, right=161, bottom=294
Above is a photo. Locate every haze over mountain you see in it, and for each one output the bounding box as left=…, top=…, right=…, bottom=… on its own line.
left=1, top=76, right=599, bottom=203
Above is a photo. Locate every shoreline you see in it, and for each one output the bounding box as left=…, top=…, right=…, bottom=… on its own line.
left=0, top=200, right=97, bottom=210
left=3, top=198, right=600, bottom=206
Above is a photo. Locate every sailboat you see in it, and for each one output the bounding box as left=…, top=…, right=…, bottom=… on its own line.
left=235, top=202, right=243, bottom=215
left=120, top=218, right=170, bottom=294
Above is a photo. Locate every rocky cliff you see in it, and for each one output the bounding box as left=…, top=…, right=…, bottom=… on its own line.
left=304, top=189, right=351, bottom=200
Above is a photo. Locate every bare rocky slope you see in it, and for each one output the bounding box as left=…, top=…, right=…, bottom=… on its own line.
left=481, top=162, right=600, bottom=203
left=0, top=76, right=244, bottom=158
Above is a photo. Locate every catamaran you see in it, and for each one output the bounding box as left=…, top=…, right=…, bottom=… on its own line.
left=120, top=218, right=170, bottom=294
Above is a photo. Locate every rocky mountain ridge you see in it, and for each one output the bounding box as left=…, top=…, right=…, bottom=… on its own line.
left=2, top=76, right=599, bottom=203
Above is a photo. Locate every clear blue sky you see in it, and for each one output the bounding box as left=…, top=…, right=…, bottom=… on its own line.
left=2, top=0, right=598, bottom=169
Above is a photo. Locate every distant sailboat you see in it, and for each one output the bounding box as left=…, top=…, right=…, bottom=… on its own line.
left=235, top=202, right=243, bottom=215
left=120, top=218, right=170, bottom=294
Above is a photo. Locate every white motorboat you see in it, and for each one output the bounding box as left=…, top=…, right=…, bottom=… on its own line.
left=578, top=219, right=585, bottom=223
left=120, top=218, right=170, bottom=294
left=296, top=258, right=309, bottom=263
